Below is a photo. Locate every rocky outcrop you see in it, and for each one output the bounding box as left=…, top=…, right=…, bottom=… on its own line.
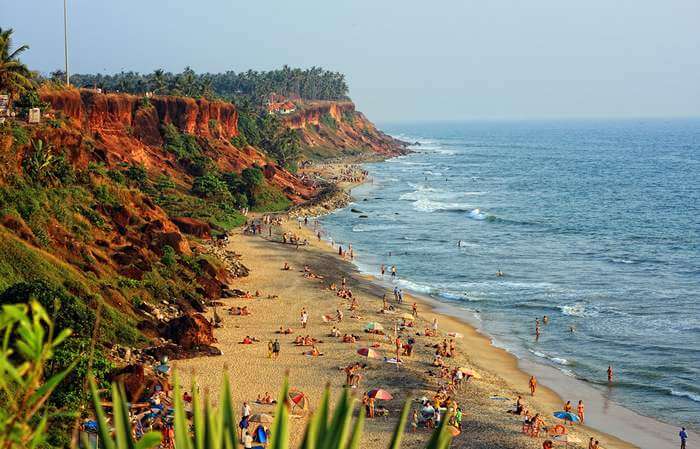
left=282, top=100, right=408, bottom=158
left=161, top=313, right=216, bottom=349
left=172, top=217, right=212, bottom=238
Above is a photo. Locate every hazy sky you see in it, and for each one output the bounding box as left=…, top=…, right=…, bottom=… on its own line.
left=5, top=0, right=700, bottom=121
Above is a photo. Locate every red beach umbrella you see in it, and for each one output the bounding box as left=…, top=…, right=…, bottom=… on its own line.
left=367, top=388, right=393, bottom=400
left=357, top=347, right=382, bottom=359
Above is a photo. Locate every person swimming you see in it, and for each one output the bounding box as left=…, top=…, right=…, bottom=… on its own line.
left=496, top=269, right=504, bottom=277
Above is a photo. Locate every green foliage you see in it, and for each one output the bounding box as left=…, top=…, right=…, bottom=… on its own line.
left=13, top=89, right=49, bottom=114
left=191, top=173, right=232, bottom=202
left=161, top=123, right=212, bottom=176
left=0, top=301, right=76, bottom=449
left=139, top=95, right=152, bottom=109
left=241, top=166, right=264, bottom=188
left=0, top=27, right=34, bottom=99
left=250, top=182, right=292, bottom=212
left=9, top=123, right=30, bottom=147
left=161, top=245, right=177, bottom=267
left=320, top=112, right=338, bottom=130
left=90, top=374, right=453, bottom=449
left=49, top=338, right=113, bottom=408
left=69, top=65, right=349, bottom=101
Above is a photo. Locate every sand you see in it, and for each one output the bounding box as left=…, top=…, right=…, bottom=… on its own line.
left=173, top=218, right=643, bottom=449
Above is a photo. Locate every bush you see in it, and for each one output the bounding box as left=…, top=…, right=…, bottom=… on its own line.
left=192, top=173, right=232, bottom=201
left=161, top=245, right=177, bottom=267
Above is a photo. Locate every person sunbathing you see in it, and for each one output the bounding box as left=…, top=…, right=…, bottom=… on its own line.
left=424, top=328, right=437, bottom=337
left=432, top=355, right=445, bottom=367
left=240, top=336, right=254, bottom=344
left=330, top=326, right=341, bottom=337
left=282, top=262, right=291, bottom=271
left=304, top=345, right=323, bottom=357
left=294, top=335, right=304, bottom=345
left=255, top=290, right=262, bottom=297
left=243, top=291, right=253, bottom=299
left=342, top=334, right=357, bottom=343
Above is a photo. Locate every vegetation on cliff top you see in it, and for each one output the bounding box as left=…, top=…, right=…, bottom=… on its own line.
left=63, top=65, right=349, bottom=103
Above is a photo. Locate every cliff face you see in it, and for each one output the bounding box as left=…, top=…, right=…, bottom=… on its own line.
left=38, top=88, right=312, bottom=202
left=41, top=89, right=239, bottom=143
left=282, top=100, right=408, bottom=159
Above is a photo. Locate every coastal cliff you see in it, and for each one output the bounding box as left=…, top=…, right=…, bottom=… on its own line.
left=282, top=100, right=408, bottom=159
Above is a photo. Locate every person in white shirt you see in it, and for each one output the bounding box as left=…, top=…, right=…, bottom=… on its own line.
left=242, top=401, right=251, bottom=418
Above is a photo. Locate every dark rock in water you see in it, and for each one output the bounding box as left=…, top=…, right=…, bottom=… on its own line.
left=359, top=215, right=369, bottom=218
left=161, top=313, right=216, bottom=349
left=413, top=141, right=421, bottom=146
left=362, top=198, right=368, bottom=201
left=350, top=208, right=364, bottom=214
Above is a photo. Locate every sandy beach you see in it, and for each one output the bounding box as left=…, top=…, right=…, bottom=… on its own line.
left=172, top=210, right=654, bottom=449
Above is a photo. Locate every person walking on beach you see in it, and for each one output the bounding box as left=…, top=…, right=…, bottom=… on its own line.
left=391, top=265, right=397, bottom=278
left=412, top=302, right=418, bottom=317
left=607, top=365, right=613, bottom=383
left=577, top=400, right=585, bottom=424
left=680, top=427, right=688, bottom=449
left=398, top=289, right=404, bottom=304
left=432, top=317, right=439, bottom=333
left=529, top=375, right=538, bottom=396
left=300, top=309, right=309, bottom=329
left=393, top=286, right=399, bottom=302
left=272, top=338, right=281, bottom=358
left=267, top=340, right=273, bottom=358
left=381, top=264, right=386, bottom=276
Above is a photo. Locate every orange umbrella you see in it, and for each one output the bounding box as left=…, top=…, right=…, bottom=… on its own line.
left=287, top=390, right=308, bottom=411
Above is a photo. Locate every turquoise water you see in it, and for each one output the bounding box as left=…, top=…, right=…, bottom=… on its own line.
left=318, top=119, right=700, bottom=430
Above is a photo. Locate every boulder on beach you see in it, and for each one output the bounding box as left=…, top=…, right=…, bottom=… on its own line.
left=161, top=313, right=216, bottom=348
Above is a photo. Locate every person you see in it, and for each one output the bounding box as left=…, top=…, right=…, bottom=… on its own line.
left=272, top=338, right=281, bottom=358
left=592, top=440, right=600, bottom=449
left=680, top=427, right=688, bottom=449
left=529, top=375, right=537, bottom=396
left=300, top=309, right=309, bottom=329
left=368, top=396, right=375, bottom=418
left=577, top=400, right=585, bottom=424
left=535, top=319, right=541, bottom=338
left=496, top=269, right=504, bottom=277
left=239, top=414, right=250, bottom=439
left=432, top=318, right=439, bottom=333
left=395, top=336, right=402, bottom=361
left=398, top=289, right=404, bottom=303
left=267, top=340, right=273, bottom=358
left=411, top=409, right=419, bottom=432
left=543, top=440, right=554, bottom=449
left=391, top=265, right=397, bottom=278
left=543, top=315, right=549, bottom=324
left=393, top=286, right=399, bottom=302
left=242, top=401, right=251, bottom=418
left=455, top=406, right=463, bottom=429
left=607, top=365, right=613, bottom=383
left=515, top=395, right=524, bottom=415
left=242, top=429, right=253, bottom=449
left=588, top=437, right=595, bottom=449
left=563, top=400, right=573, bottom=425
left=381, top=264, right=386, bottom=276
left=412, top=302, right=418, bottom=317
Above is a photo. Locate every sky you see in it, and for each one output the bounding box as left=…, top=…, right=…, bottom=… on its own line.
left=4, top=0, right=700, bottom=122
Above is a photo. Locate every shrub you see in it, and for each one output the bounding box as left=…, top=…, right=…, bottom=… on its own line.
left=161, top=245, right=177, bottom=267
left=192, top=173, right=232, bottom=201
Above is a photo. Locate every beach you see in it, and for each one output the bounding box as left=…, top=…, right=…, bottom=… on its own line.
left=173, top=209, right=654, bottom=449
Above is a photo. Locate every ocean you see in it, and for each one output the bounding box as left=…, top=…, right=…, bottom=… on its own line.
left=318, top=119, right=700, bottom=432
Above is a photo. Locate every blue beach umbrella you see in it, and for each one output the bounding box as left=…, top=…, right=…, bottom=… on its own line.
left=553, top=411, right=580, bottom=423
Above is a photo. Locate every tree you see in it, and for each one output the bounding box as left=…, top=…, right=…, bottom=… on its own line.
left=0, top=28, right=33, bottom=102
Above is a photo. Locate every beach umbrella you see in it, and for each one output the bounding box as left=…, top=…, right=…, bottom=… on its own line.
left=458, top=367, right=482, bottom=379
left=249, top=413, right=274, bottom=424
left=367, top=388, right=393, bottom=400
left=553, top=411, right=580, bottom=423
left=365, top=322, right=384, bottom=331
left=357, top=347, right=382, bottom=359
left=288, top=390, right=308, bottom=410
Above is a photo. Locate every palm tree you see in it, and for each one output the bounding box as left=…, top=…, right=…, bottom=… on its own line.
left=0, top=28, right=33, bottom=102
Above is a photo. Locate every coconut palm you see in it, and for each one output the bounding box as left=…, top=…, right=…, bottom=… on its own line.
left=0, top=28, right=33, bottom=102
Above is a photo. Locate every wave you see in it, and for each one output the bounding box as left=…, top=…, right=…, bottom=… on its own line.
left=671, top=389, right=700, bottom=403
left=559, top=302, right=598, bottom=317
left=529, top=349, right=570, bottom=366
left=414, top=198, right=474, bottom=213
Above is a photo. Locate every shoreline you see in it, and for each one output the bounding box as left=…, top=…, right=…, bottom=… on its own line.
left=305, top=171, right=681, bottom=448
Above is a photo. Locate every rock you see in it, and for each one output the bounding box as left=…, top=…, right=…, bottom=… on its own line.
left=350, top=208, right=363, bottom=213
left=143, top=342, right=222, bottom=360
left=153, top=231, right=192, bottom=255
left=161, top=313, right=215, bottom=349
left=110, top=363, right=170, bottom=402
left=221, top=288, right=247, bottom=298
left=263, top=163, right=277, bottom=180
left=359, top=215, right=368, bottom=218
left=172, top=217, right=212, bottom=238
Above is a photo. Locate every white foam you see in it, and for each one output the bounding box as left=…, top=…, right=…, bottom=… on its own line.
left=560, top=303, right=597, bottom=317
left=671, top=390, right=700, bottom=403
left=468, top=208, right=487, bottom=220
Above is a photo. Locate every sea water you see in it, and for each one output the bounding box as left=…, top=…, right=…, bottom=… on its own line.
left=318, top=119, right=700, bottom=431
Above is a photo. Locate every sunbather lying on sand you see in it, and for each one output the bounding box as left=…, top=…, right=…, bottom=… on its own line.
left=255, top=392, right=276, bottom=404
left=341, top=334, right=357, bottom=343
left=424, top=328, right=437, bottom=337
left=229, top=306, right=251, bottom=316
left=239, top=336, right=259, bottom=344
left=303, top=345, right=323, bottom=357
left=277, top=326, right=292, bottom=334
